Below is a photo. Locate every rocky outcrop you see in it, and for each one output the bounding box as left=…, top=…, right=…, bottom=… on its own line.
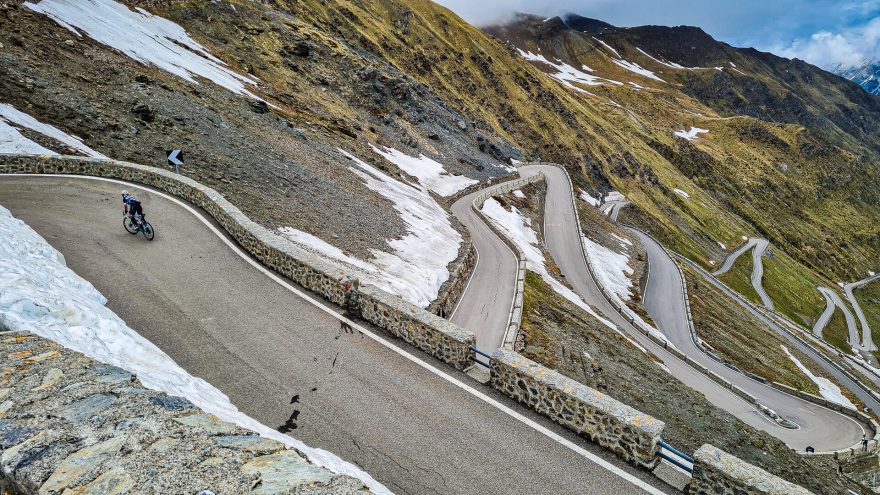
left=0, top=332, right=368, bottom=494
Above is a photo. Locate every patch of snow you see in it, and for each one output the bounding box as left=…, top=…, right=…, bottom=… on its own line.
left=636, top=48, right=687, bottom=69
left=781, top=345, right=857, bottom=410
left=0, top=120, right=56, bottom=155
left=604, top=191, right=625, bottom=202
left=584, top=238, right=634, bottom=302
left=0, top=103, right=106, bottom=158
left=25, top=0, right=261, bottom=100
left=628, top=81, right=645, bottom=90
left=369, top=144, right=477, bottom=197
left=673, top=188, right=690, bottom=200
left=717, top=241, right=727, bottom=250
left=870, top=271, right=876, bottom=276
left=729, top=62, right=737, bottom=68
left=480, top=198, right=615, bottom=329
left=512, top=189, right=526, bottom=199
left=592, top=37, right=621, bottom=58
left=611, top=58, right=666, bottom=82
left=0, top=204, right=388, bottom=494
left=584, top=237, right=670, bottom=345
left=281, top=149, right=462, bottom=308
left=517, top=48, right=622, bottom=91
left=510, top=158, right=522, bottom=166
left=612, top=233, right=633, bottom=247
left=674, top=127, right=709, bottom=141
left=579, top=189, right=600, bottom=206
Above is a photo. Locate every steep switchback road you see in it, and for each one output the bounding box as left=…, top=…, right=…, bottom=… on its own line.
left=677, top=256, right=880, bottom=423
left=816, top=287, right=860, bottom=348
left=713, top=238, right=773, bottom=310
left=450, top=186, right=519, bottom=352
left=0, top=175, right=672, bottom=495
left=845, top=274, right=880, bottom=352
left=517, top=164, right=867, bottom=453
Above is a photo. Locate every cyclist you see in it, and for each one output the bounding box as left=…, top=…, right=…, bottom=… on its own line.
left=122, top=190, right=144, bottom=226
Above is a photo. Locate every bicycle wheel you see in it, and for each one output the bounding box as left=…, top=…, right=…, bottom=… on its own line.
left=141, top=221, right=155, bottom=241
left=124, top=217, right=138, bottom=234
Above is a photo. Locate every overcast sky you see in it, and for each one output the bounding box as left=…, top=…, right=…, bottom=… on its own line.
left=433, top=0, right=880, bottom=69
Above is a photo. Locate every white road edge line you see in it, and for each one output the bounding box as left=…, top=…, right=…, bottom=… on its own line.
left=2, top=174, right=667, bottom=495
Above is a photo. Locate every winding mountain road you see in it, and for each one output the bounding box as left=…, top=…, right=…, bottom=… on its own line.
left=0, top=175, right=671, bottom=495
left=516, top=164, right=868, bottom=452
left=713, top=238, right=774, bottom=310
left=816, top=286, right=860, bottom=347
left=449, top=187, right=519, bottom=352
left=599, top=200, right=628, bottom=222
left=845, top=274, right=880, bottom=352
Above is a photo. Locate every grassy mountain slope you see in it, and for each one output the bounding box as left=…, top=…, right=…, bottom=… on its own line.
left=484, top=13, right=879, bottom=328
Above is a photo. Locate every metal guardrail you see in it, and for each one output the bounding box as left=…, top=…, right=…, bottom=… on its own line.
left=657, top=440, right=694, bottom=473
left=470, top=347, right=492, bottom=368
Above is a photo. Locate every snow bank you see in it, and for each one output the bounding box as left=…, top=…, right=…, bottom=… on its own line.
left=674, top=127, right=709, bottom=141
left=592, top=37, right=621, bottom=58
left=480, top=198, right=614, bottom=329
left=25, top=0, right=260, bottom=99
left=0, top=103, right=106, bottom=158
left=512, top=189, right=526, bottom=199
left=369, top=144, right=477, bottom=197
left=281, top=149, right=462, bottom=308
left=584, top=237, right=669, bottom=345
left=781, top=346, right=856, bottom=410
left=604, top=191, right=625, bottom=203
left=584, top=238, right=634, bottom=302
left=579, top=189, right=600, bottom=206
left=611, top=58, right=666, bottom=82
left=0, top=204, right=388, bottom=494
left=673, top=188, right=690, bottom=200
left=517, top=48, right=622, bottom=91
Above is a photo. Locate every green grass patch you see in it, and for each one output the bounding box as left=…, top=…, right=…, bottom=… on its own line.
left=684, top=267, right=818, bottom=393
left=854, top=282, right=880, bottom=361
left=716, top=252, right=762, bottom=305
left=761, top=251, right=827, bottom=327
left=822, top=308, right=852, bottom=354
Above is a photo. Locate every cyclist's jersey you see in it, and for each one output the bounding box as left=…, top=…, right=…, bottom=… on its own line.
left=123, top=194, right=140, bottom=207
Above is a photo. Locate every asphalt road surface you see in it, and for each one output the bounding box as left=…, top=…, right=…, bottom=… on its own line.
left=845, top=274, right=880, bottom=352
left=816, top=286, right=860, bottom=347
left=0, top=175, right=672, bottom=495
left=631, top=229, right=866, bottom=451
left=677, top=254, right=880, bottom=426
left=712, top=238, right=773, bottom=310
left=450, top=186, right=519, bottom=352
left=517, top=164, right=867, bottom=452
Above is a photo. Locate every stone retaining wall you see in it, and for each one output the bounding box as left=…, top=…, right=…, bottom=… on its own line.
left=428, top=243, right=476, bottom=318
left=688, top=444, right=813, bottom=495
left=489, top=349, right=664, bottom=468
left=0, top=332, right=367, bottom=494
left=470, top=173, right=544, bottom=348
left=0, top=154, right=475, bottom=370
left=358, top=286, right=474, bottom=370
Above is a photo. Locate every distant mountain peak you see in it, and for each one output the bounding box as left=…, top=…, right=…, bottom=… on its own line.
left=834, top=59, right=880, bottom=95
left=561, top=14, right=615, bottom=34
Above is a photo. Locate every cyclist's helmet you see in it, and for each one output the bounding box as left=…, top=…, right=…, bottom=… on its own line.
left=121, top=190, right=129, bottom=196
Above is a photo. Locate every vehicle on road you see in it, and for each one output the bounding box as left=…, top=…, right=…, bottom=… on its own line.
left=124, top=213, right=155, bottom=241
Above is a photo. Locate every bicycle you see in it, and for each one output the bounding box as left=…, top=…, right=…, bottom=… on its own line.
left=124, top=213, right=155, bottom=241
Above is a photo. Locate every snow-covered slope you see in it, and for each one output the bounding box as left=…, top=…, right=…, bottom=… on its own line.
left=0, top=204, right=387, bottom=494
left=281, top=149, right=463, bottom=308
left=0, top=103, right=106, bottom=158
left=835, top=59, right=880, bottom=95
left=24, top=0, right=260, bottom=99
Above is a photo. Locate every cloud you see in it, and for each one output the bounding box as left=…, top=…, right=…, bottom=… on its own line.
left=778, top=16, right=880, bottom=69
